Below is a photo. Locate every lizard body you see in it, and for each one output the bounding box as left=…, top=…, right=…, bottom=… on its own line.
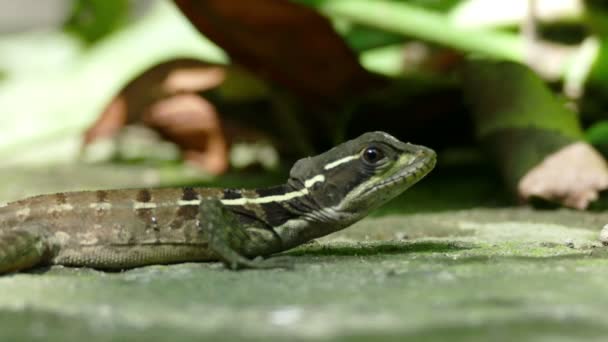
left=0, top=132, right=436, bottom=273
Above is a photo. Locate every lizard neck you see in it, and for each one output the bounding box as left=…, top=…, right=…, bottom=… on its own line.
left=219, top=179, right=351, bottom=250
left=220, top=182, right=324, bottom=229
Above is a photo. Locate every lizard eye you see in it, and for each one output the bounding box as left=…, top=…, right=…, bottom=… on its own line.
left=362, top=146, right=384, bottom=164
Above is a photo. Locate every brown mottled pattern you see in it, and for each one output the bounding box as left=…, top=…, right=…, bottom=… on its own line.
left=182, top=187, right=199, bottom=201
left=136, top=189, right=152, bottom=203
left=169, top=188, right=201, bottom=230
left=93, top=190, right=110, bottom=221
left=240, top=189, right=259, bottom=199
left=49, top=192, right=71, bottom=219
left=135, top=189, right=158, bottom=234
left=0, top=186, right=252, bottom=257
left=96, top=190, right=108, bottom=203
left=55, top=193, right=68, bottom=204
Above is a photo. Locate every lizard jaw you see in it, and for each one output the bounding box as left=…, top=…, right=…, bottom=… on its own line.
left=338, top=146, right=437, bottom=214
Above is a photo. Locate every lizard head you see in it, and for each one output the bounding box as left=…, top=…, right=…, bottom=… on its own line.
left=288, top=131, right=436, bottom=223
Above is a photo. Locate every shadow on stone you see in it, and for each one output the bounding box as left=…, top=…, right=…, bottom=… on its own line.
left=285, top=240, right=471, bottom=257
left=342, top=317, right=608, bottom=342
left=413, top=250, right=601, bottom=265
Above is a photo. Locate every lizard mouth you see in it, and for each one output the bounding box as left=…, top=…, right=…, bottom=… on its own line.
left=360, top=152, right=436, bottom=200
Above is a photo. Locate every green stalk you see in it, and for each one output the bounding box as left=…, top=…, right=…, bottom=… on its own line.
left=322, top=0, right=525, bottom=67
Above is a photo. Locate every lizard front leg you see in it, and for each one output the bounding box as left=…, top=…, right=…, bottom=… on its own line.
left=198, top=199, right=292, bottom=270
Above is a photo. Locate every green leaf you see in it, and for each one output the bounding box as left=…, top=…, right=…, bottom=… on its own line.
left=64, top=0, right=130, bottom=44
left=463, top=60, right=583, bottom=139
left=586, top=120, right=608, bottom=145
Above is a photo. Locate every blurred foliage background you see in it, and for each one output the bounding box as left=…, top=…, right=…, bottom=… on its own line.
left=1, top=0, right=608, bottom=209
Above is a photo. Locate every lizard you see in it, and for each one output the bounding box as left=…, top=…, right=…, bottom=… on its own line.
left=0, top=131, right=436, bottom=274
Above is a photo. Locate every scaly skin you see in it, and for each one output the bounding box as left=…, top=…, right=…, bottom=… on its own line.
left=0, top=131, right=436, bottom=273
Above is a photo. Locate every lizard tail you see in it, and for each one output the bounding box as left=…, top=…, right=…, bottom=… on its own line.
left=0, top=230, right=48, bottom=274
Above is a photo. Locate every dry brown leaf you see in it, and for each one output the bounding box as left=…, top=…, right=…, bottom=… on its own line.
left=83, top=95, right=128, bottom=145
left=162, top=66, right=225, bottom=94
left=144, top=93, right=228, bottom=175
left=173, top=0, right=383, bottom=107
left=83, top=58, right=229, bottom=175
left=518, top=142, right=608, bottom=209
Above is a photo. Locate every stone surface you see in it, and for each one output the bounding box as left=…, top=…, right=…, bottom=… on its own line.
left=1, top=164, right=608, bottom=341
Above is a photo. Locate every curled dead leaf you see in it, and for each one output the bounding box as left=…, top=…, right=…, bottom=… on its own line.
left=162, top=66, right=225, bottom=94
left=83, top=95, right=128, bottom=145
left=518, top=142, right=608, bottom=209
left=144, top=93, right=228, bottom=175
left=83, top=58, right=229, bottom=175
left=173, top=0, right=383, bottom=107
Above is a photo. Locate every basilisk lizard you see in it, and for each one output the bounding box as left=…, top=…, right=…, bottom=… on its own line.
left=0, top=132, right=435, bottom=273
